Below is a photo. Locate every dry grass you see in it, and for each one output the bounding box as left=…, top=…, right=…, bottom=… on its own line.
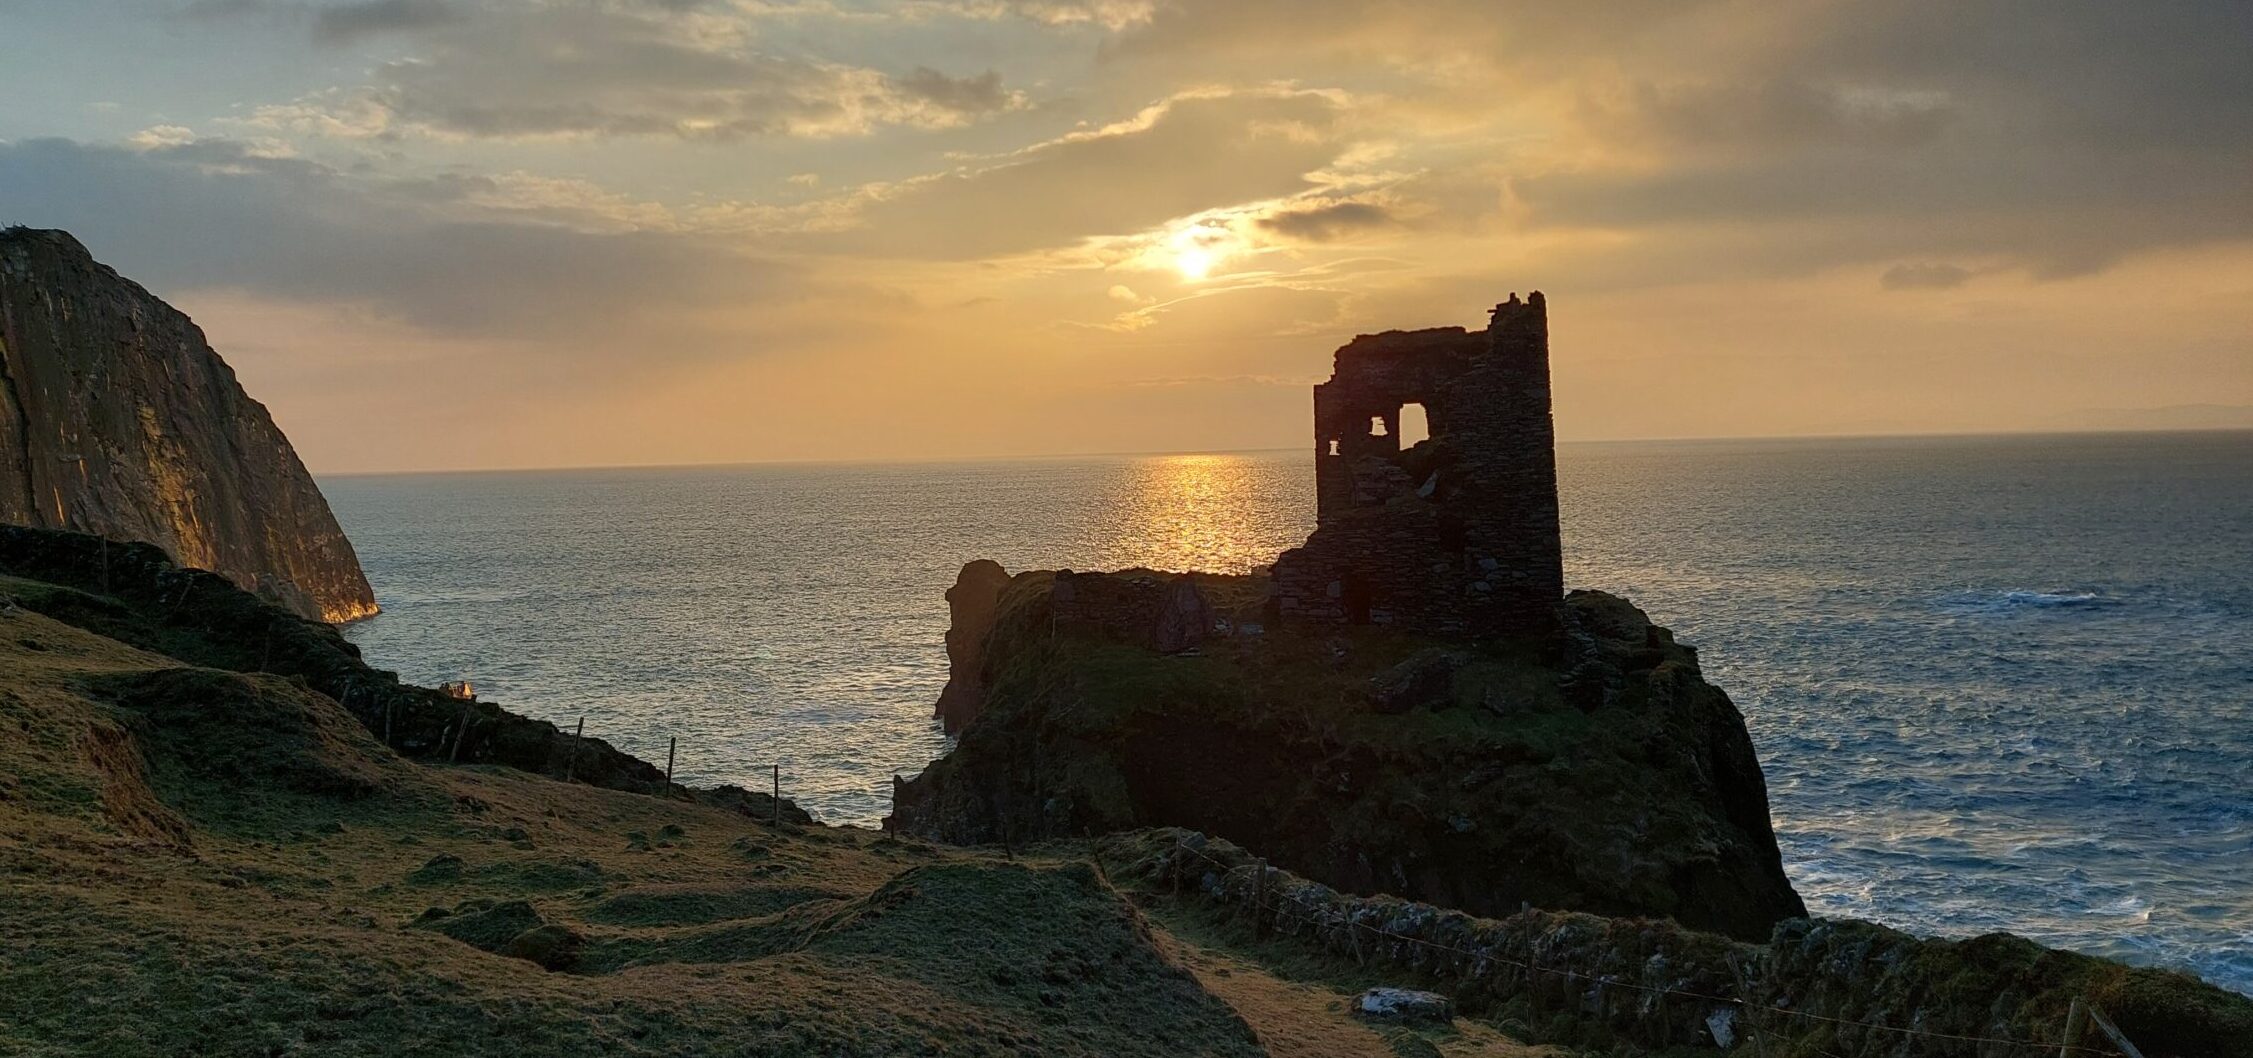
left=0, top=590, right=1559, bottom=1057
left=1151, top=926, right=1561, bottom=1058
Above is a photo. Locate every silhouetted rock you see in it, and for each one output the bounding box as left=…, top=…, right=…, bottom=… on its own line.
left=893, top=295, right=1805, bottom=941
left=0, top=227, right=376, bottom=622
left=1368, top=648, right=1463, bottom=714
left=1152, top=576, right=1216, bottom=654
left=501, top=923, right=586, bottom=971
left=892, top=581, right=1806, bottom=941
left=934, top=559, right=1012, bottom=733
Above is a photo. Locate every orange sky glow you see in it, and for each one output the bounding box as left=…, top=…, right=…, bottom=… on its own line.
left=4, top=1, right=2248, bottom=473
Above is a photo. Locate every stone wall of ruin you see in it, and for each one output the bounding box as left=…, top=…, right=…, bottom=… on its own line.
left=1273, top=293, right=1563, bottom=637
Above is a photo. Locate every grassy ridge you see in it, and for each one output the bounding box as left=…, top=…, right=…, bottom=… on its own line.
left=0, top=573, right=1547, bottom=1058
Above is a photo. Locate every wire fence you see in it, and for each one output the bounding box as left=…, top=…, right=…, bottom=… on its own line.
left=1167, top=837, right=2134, bottom=1056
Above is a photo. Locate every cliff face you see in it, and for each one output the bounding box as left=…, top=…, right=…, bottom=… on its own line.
left=890, top=570, right=1808, bottom=942
left=0, top=228, right=376, bottom=622
left=933, top=559, right=1013, bottom=733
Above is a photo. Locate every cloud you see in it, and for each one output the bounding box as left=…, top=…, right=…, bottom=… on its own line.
left=892, top=67, right=1014, bottom=114
left=998, top=1, right=1155, bottom=30
left=311, top=0, right=464, bottom=44
left=0, top=136, right=799, bottom=353
left=1880, top=263, right=1973, bottom=291
left=1254, top=200, right=1396, bottom=243
left=1584, top=78, right=1957, bottom=152
left=251, top=4, right=1024, bottom=141
left=1074, top=0, right=2253, bottom=287
left=824, top=88, right=1352, bottom=258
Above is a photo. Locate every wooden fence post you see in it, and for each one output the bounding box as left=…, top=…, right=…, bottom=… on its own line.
left=449, top=705, right=470, bottom=763
left=2061, top=997, right=2089, bottom=1058
left=2085, top=1003, right=2146, bottom=1058
left=1253, top=858, right=1268, bottom=939
left=564, top=717, right=584, bottom=782
left=771, top=763, right=781, bottom=829
left=665, top=737, right=676, bottom=791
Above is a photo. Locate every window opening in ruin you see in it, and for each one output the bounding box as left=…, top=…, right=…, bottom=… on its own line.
left=1398, top=402, right=1430, bottom=447
left=1327, top=439, right=1341, bottom=457
left=1369, top=416, right=1388, bottom=437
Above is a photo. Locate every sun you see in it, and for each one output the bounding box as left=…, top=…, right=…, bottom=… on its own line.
left=1175, top=245, right=1216, bottom=280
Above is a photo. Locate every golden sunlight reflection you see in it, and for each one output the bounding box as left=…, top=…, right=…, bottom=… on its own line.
left=1114, top=454, right=1302, bottom=574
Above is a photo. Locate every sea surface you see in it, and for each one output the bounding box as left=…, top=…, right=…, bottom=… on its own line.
left=324, top=431, right=2253, bottom=995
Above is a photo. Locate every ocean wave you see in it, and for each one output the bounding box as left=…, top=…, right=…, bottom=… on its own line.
left=1935, top=589, right=2115, bottom=615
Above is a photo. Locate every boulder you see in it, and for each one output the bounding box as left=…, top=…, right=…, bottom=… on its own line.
left=1351, top=988, right=1452, bottom=1025
left=502, top=923, right=586, bottom=972
left=1152, top=577, right=1216, bottom=654
left=1368, top=648, right=1462, bottom=714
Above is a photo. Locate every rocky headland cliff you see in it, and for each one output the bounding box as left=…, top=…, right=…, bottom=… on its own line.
left=892, top=565, right=1806, bottom=941
left=879, top=294, right=2253, bottom=1053
left=0, top=227, right=376, bottom=622
left=892, top=294, right=1805, bottom=941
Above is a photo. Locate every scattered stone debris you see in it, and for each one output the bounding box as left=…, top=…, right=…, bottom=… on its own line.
left=1351, top=987, right=1453, bottom=1025
left=1706, top=1007, right=1739, bottom=1049
left=408, top=854, right=465, bottom=883
left=412, top=899, right=583, bottom=971
left=1367, top=648, right=1464, bottom=714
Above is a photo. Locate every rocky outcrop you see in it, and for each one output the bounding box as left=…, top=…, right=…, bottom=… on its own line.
left=934, top=559, right=1013, bottom=733
left=935, top=562, right=1254, bottom=732
left=895, top=294, right=1805, bottom=940
left=890, top=572, right=1806, bottom=941
left=0, top=228, right=376, bottom=622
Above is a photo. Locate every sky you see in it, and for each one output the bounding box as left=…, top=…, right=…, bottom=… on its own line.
left=2, top=1, right=2250, bottom=473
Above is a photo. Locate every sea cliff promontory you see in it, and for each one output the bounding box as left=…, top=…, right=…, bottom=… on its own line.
left=0, top=227, right=376, bottom=622
left=892, top=294, right=1805, bottom=940
left=891, top=564, right=1808, bottom=941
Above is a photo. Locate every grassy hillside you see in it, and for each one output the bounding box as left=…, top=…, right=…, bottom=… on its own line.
left=0, top=577, right=1553, bottom=1058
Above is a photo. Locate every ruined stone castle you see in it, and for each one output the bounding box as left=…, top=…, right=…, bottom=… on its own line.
left=1272, top=293, right=1563, bottom=637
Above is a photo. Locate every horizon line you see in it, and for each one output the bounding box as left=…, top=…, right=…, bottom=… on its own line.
left=311, top=423, right=2253, bottom=479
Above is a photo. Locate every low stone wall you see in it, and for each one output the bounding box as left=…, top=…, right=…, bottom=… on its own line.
left=1103, top=829, right=2253, bottom=1058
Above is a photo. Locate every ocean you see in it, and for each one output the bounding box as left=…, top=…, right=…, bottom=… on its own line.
left=323, top=431, right=2253, bottom=995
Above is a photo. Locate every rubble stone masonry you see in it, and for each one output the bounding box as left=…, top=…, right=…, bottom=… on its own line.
left=1272, top=293, right=1563, bottom=637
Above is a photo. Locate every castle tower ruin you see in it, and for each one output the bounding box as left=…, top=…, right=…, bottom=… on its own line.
left=1271, top=293, right=1563, bottom=637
